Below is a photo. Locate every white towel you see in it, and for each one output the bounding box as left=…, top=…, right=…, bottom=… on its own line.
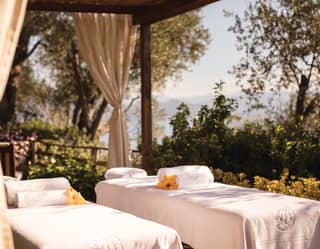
left=2, top=176, right=18, bottom=182
left=157, top=165, right=214, bottom=188
left=16, top=190, right=67, bottom=208
left=4, top=177, right=70, bottom=206
left=104, top=167, right=147, bottom=180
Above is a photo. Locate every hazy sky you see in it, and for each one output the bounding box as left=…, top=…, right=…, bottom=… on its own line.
left=155, top=0, right=252, bottom=100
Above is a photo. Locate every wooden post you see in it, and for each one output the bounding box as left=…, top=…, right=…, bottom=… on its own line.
left=31, top=141, right=39, bottom=164
left=0, top=142, right=15, bottom=177
left=91, top=148, right=99, bottom=163
left=140, top=23, right=152, bottom=173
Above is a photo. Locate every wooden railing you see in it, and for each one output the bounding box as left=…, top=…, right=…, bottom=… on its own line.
left=30, top=140, right=141, bottom=166
left=0, top=140, right=141, bottom=175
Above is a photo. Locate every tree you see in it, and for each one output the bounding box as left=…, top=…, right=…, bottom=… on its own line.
left=131, top=11, right=210, bottom=90
left=0, top=12, right=56, bottom=126
left=34, top=11, right=210, bottom=139
left=230, top=0, right=320, bottom=124
left=37, top=13, right=106, bottom=139
left=15, top=62, right=61, bottom=124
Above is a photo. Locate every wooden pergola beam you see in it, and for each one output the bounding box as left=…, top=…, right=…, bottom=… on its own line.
left=27, top=2, right=139, bottom=14
left=27, top=1, right=220, bottom=24
left=133, top=0, right=219, bottom=25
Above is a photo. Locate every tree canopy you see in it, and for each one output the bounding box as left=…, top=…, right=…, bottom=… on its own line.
left=0, top=12, right=56, bottom=126
left=230, top=0, right=320, bottom=125
left=10, top=11, right=210, bottom=140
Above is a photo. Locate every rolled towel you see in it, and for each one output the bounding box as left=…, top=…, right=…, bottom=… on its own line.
left=2, top=176, right=18, bottom=206
left=16, top=190, right=67, bottom=208
left=2, top=176, right=18, bottom=182
left=157, top=165, right=214, bottom=189
left=4, top=177, right=70, bottom=207
left=104, top=167, right=147, bottom=180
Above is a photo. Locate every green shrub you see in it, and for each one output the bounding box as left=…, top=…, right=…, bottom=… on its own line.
left=15, top=120, right=106, bottom=201
left=152, top=82, right=320, bottom=179
left=25, top=147, right=105, bottom=201
left=18, top=119, right=93, bottom=145
left=212, top=168, right=320, bottom=201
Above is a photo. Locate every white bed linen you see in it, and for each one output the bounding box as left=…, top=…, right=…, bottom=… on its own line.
left=96, top=176, right=320, bottom=249
left=7, top=203, right=182, bottom=249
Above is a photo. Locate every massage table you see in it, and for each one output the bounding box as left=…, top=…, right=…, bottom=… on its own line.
left=95, top=176, right=320, bottom=249
left=7, top=202, right=182, bottom=249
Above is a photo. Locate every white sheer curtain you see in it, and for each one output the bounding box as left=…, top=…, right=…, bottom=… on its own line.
left=0, top=167, right=14, bottom=249
left=0, top=0, right=27, bottom=249
left=0, top=0, right=27, bottom=100
left=0, top=1, right=27, bottom=248
left=74, top=13, right=136, bottom=168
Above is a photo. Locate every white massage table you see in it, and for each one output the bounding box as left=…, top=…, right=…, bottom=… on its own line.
left=96, top=176, right=320, bottom=249
left=7, top=203, right=182, bottom=249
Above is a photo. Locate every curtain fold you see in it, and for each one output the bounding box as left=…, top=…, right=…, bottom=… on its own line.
left=0, top=1, right=27, bottom=249
left=0, top=0, right=28, bottom=100
left=0, top=167, right=14, bottom=249
left=74, top=13, right=136, bottom=168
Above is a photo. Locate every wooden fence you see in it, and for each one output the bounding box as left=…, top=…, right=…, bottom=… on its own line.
left=30, top=140, right=141, bottom=166
left=0, top=140, right=141, bottom=176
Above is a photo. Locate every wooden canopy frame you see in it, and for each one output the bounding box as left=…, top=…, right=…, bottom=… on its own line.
left=27, top=0, right=219, bottom=172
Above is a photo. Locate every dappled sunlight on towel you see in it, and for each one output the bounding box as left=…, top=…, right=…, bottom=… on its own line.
left=8, top=203, right=182, bottom=249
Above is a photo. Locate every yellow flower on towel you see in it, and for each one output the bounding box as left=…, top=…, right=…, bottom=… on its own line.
left=66, top=187, right=86, bottom=205
left=157, top=175, right=178, bottom=190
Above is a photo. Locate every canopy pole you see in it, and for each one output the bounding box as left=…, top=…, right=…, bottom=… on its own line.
left=140, top=23, right=152, bottom=173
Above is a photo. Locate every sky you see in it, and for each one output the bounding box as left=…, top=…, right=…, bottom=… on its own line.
left=154, top=0, right=252, bottom=100
left=146, top=0, right=265, bottom=141
left=114, top=0, right=258, bottom=146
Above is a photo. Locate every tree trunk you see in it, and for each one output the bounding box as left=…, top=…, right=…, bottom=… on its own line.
left=88, top=98, right=108, bottom=139
left=72, top=98, right=82, bottom=125
left=0, top=65, right=22, bottom=125
left=70, top=42, right=91, bottom=132
left=0, top=24, right=41, bottom=127
left=295, top=74, right=309, bottom=123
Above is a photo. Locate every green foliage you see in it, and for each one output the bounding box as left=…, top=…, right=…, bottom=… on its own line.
left=213, top=168, right=320, bottom=201
left=16, top=62, right=57, bottom=122
left=20, top=11, right=210, bottom=139
left=0, top=121, right=105, bottom=201
left=230, top=0, right=320, bottom=123
left=17, top=119, right=95, bottom=145
left=131, top=11, right=210, bottom=90
left=152, top=82, right=320, bottom=179
left=152, top=82, right=237, bottom=173
left=0, top=12, right=58, bottom=126
left=25, top=148, right=105, bottom=201
left=18, top=120, right=105, bottom=201
left=223, top=122, right=278, bottom=178
left=268, top=121, right=320, bottom=177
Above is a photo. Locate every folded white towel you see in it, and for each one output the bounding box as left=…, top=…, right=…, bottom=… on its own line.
left=104, top=167, right=147, bottom=180
left=16, top=190, right=67, bottom=208
left=4, top=177, right=70, bottom=207
left=157, top=165, right=214, bottom=188
left=2, top=176, right=18, bottom=182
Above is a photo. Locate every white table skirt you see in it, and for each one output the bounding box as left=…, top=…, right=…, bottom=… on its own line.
left=96, top=176, right=320, bottom=249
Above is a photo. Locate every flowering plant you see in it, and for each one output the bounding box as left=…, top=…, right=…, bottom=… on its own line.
left=157, top=175, right=179, bottom=190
